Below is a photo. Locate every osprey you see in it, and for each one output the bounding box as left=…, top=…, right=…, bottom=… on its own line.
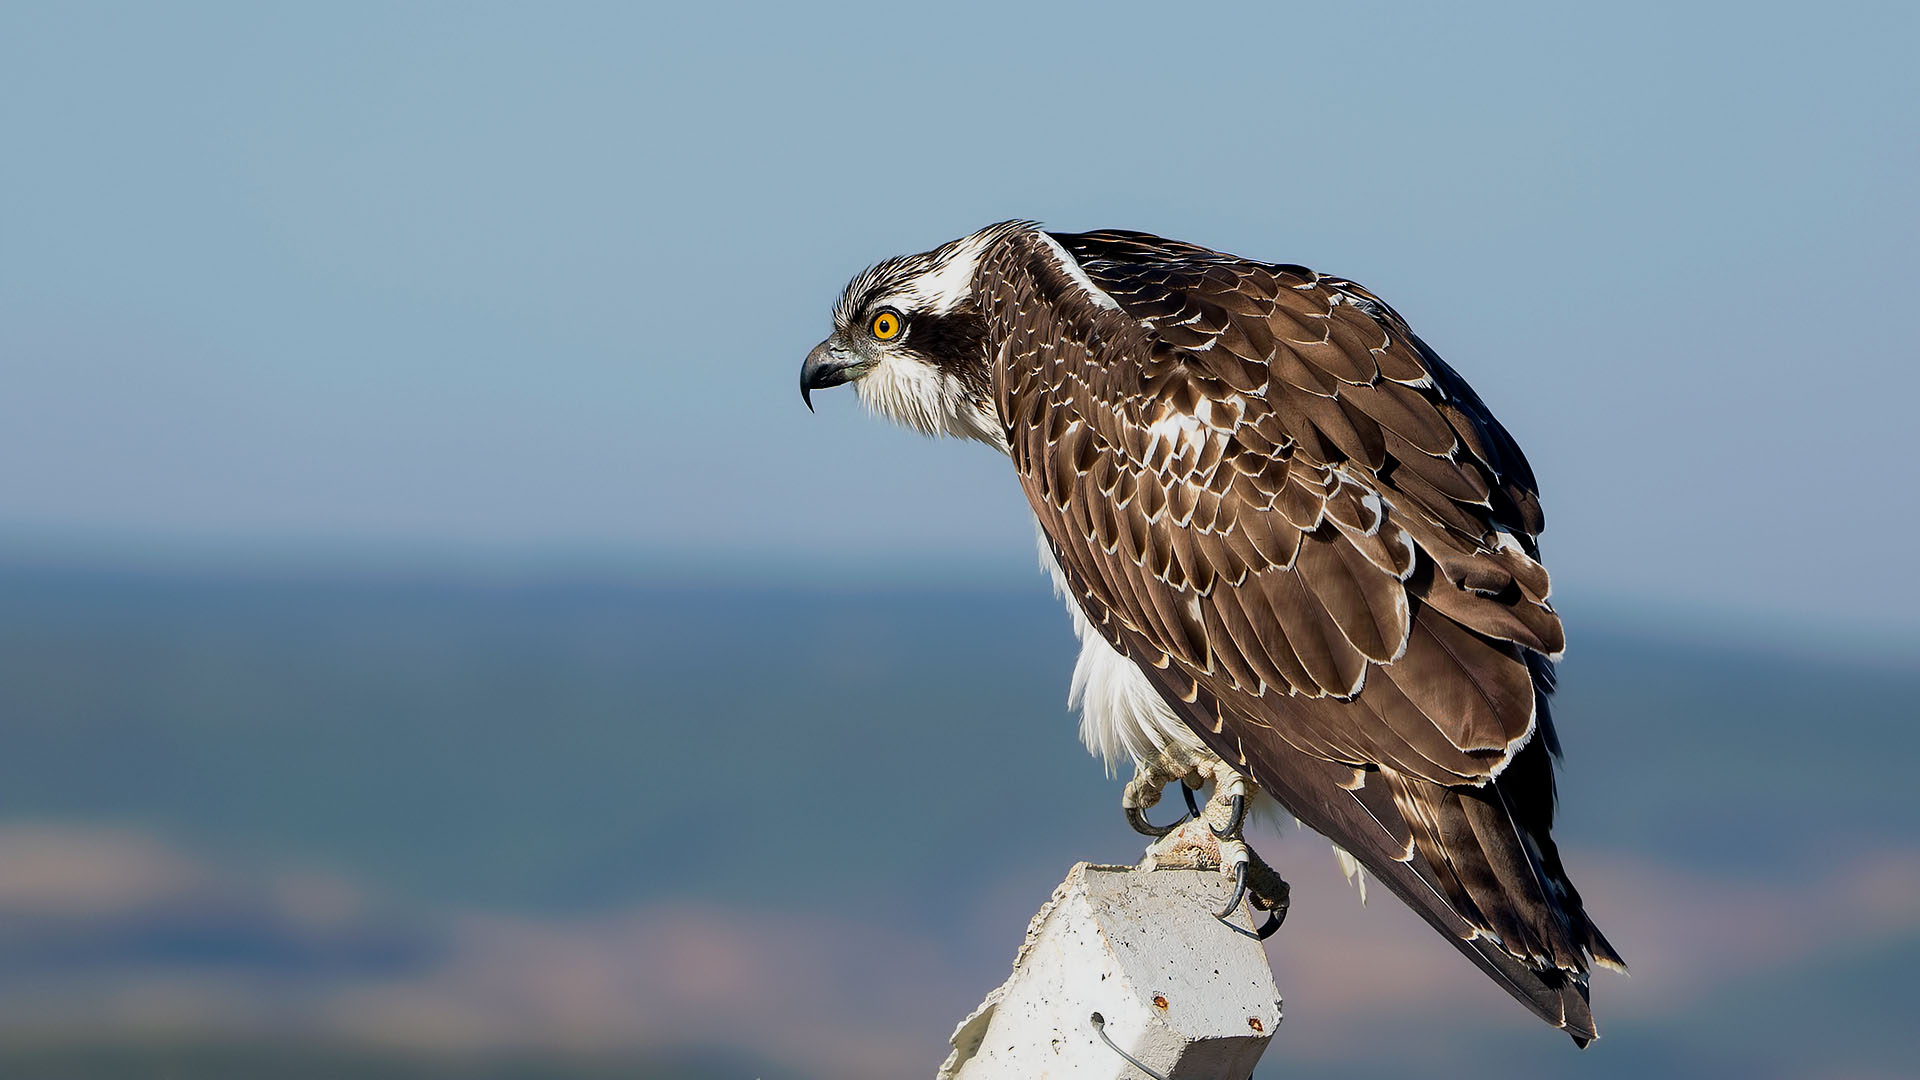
left=800, top=222, right=1623, bottom=1045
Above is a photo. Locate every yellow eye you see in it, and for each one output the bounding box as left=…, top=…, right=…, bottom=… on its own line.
left=870, top=310, right=902, bottom=340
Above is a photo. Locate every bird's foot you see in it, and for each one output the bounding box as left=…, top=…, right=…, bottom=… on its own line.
left=1202, top=770, right=1285, bottom=938
left=1139, top=766, right=1289, bottom=939
left=1207, top=768, right=1250, bottom=841
left=1121, top=758, right=1204, bottom=838
left=1217, top=854, right=1290, bottom=940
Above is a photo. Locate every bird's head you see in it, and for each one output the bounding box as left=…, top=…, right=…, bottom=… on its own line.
left=799, top=222, right=1034, bottom=449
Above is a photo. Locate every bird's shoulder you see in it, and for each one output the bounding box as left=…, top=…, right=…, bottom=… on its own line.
left=983, top=228, right=1546, bottom=545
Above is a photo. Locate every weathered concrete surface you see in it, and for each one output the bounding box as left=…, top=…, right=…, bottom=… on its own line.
left=939, top=862, right=1280, bottom=1079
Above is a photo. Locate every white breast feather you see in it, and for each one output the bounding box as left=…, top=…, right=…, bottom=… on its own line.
left=1042, top=519, right=1306, bottom=856
left=1033, top=520, right=1206, bottom=772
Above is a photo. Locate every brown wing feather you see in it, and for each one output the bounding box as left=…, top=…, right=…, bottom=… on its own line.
left=978, top=227, right=1619, bottom=1044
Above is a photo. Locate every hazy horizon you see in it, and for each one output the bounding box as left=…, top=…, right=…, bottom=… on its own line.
left=2, top=564, right=1915, bottom=1078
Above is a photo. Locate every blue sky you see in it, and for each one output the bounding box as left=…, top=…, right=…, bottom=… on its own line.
left=3, top=1, right=1915, bottom=639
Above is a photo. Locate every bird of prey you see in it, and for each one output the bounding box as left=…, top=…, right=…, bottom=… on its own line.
left=799, top=222, right=1623, bottom=1045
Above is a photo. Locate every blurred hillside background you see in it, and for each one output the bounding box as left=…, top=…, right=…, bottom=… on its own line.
left=2, top=3, right=1915, bottom=1078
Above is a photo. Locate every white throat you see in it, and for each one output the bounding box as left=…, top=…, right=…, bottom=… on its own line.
left=854, top=361, right=1005, bottom=448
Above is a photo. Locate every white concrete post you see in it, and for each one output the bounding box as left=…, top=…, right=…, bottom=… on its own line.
left=938, top=861, right=1281, bottom=1079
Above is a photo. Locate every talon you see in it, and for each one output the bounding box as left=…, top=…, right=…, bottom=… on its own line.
left=1216, top=861, right=1274, bottom=940
left=1214, top=860, right=1250, bottom=924
left=1182, top=783, right=1202, bottom=819
left=1222, top=915, right=1270, bottom=940
left=1126, top=804, right=1183, bottom=838
left=1217, top=861, right=1289, bottom=940
left=1210, top=792, right=1246, bottom=839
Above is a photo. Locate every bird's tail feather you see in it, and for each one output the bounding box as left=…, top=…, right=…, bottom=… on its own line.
left=1135, top=652, right=1621, bottom=1044
left=1381, top=747, right=1624, bottom=1042
left=1238, top=731, right=1621, bottom=1045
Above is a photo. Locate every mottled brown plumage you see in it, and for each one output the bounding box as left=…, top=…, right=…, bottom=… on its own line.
left=976, top=228, right=1623, bottom=1043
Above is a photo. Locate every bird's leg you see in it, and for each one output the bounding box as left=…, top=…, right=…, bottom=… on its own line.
left=1209, top=773, right=1249, bottom=840
left=1198, top=764, right=1290, bottom=940
left=1122, top=755, right=1193, bottom=838
left=1137, top=759, right=1291, bottom=938
left=1222, top=855, right=1291, bottom=941
left=1200, top=765, right=1251, bottom=903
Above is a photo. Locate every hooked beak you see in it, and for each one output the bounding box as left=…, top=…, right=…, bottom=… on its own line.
left=800, top=339, right=863, bottom=412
